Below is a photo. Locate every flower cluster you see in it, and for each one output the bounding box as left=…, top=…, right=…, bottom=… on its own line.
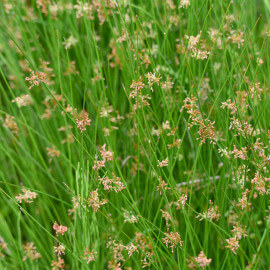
left=53, top=221, right=68, bottom=237
left=156, top=177, right=171, bottom=195
left=129, top=79, right=150, bottom=110
left=0, top=241, right=8, bottom=258
left=251, top=171, right=270, bottom=195
left=16, top=188, right=37, bottom=203
left=194, top=251, right=212, bottom=268
left=98, top=173, right=125, bottom=193
left=157, top=158, right=169, bottom=167
left=53, top=245, right=65, bottom=257
left=93, top=144, right=114, bottom=170
left=225, top=223, right=247, bottom=254
left=123, top=209, right=138, bottom=223
left=87, top=189, right=107, bottom=212
left=181, top=95, right=216, bottom=145
left=22, top=242, right=41, bottom=261
left=187, top=251, right=212, bottom=269
left=75, top=112, right=91, bottom=133
left=3, top=115, right=19, bottom=134
left=52, top=222, right=67, bottom=269
left=25, top=70, right=49, bottom=89
left=51, top=257, right=65, bottom=270
left=179, top=0, right=191, bottom=9
left=46, top=146, right=60, bottom=163
left=178, top=194, right=188, bottom=209
left=83, top=247, right=97, bottom=264
left=161, top=209, right=173, bottom=227
left=184, top=32, right=210, bottom=60
left=12, top=94, right=33, bottom=107
left=198, top=200, right=221, bottom=221
left=162, top=231, right=183, bottom=252
left=225, top=236, right=239, bottom=255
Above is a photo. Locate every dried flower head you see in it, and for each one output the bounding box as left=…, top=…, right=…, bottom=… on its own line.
left=53, top=221, right=68, bottom=236
left=162, top=231, right=183, bottom=252
left=83, top=247, right=97, bottom=264
left=179, top=0, right=191, bottom=9
left=251, top=171, right=269, bottom=195
left=12, top=94, right=33, bottom=107
left=25, top=70, right=49, bottom=89
left=88, top=189, right=107, bottom=212
left=185, top=32, right=210, bottom=60
left=227, top=30, right=244, bottom=48
left=145, top=72, right=161, bottom=91
left=168, top=139, right=182, bottom=149
left=108, top=261, right=122, bottom=270
left=157, top=158, right=169, bottom=167
left=98, top=173, right=125, bottom=193
left=0, top=239, right=8, bottom=258
left=141, top=256, right=151, bottom=268
left=3, top=114, right=19, bottom=134
left=46, top=146, right=60, bottom=163
left=73, top=1, right=94, bottom=20
left=161, top=209, right=173, bottom=227
left=64, top=60, right=80, bottom=76
left=178, top=194, right=188, bottom=209
left=181, top=95, right=216, bottom=144
left=237, top=189, right=251, bottom=210
left=16, top=188, right=37, bottom=203
left=93, top=144, right=114, bottom=170
left=231, top=145, right=247, bottom=160
left=225, top=236, right=239, bottom=254
left=194, top=251, right=212, bottom=268
left=63, top=35, right=78, bottom=49
left=75, top=112, right=91, bottom=133
left=93, top=156, right=106, bottom=171
left=129, top=78, right=151, bottom=110
left=123, top=209, right=138, bottom=223
left=22, top=242, right=41, bottom=261
left=156, top=177, right=171, bottom=195
left=125, top=243, right=138, bottom=257
left=51, top=257, right=65, bottom=270
left=107, top=237, right=126, bottom=264
left=198, top=200, right=221, bottom=221
left=100, top=144, right=114, bottom=162
left=231, top=224, right=248, bottom=240
left=53, top=244, right=65, bottom=257
left=68, top=195, right=84, bottom=216
left=36, top=0, right=50, bottom=15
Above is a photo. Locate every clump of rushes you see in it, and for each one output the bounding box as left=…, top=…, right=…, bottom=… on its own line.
left=1, top=0, right=270, bottom=269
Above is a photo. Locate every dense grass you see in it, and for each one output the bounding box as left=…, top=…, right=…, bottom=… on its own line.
left=0, top=0, right=270, bottom=269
